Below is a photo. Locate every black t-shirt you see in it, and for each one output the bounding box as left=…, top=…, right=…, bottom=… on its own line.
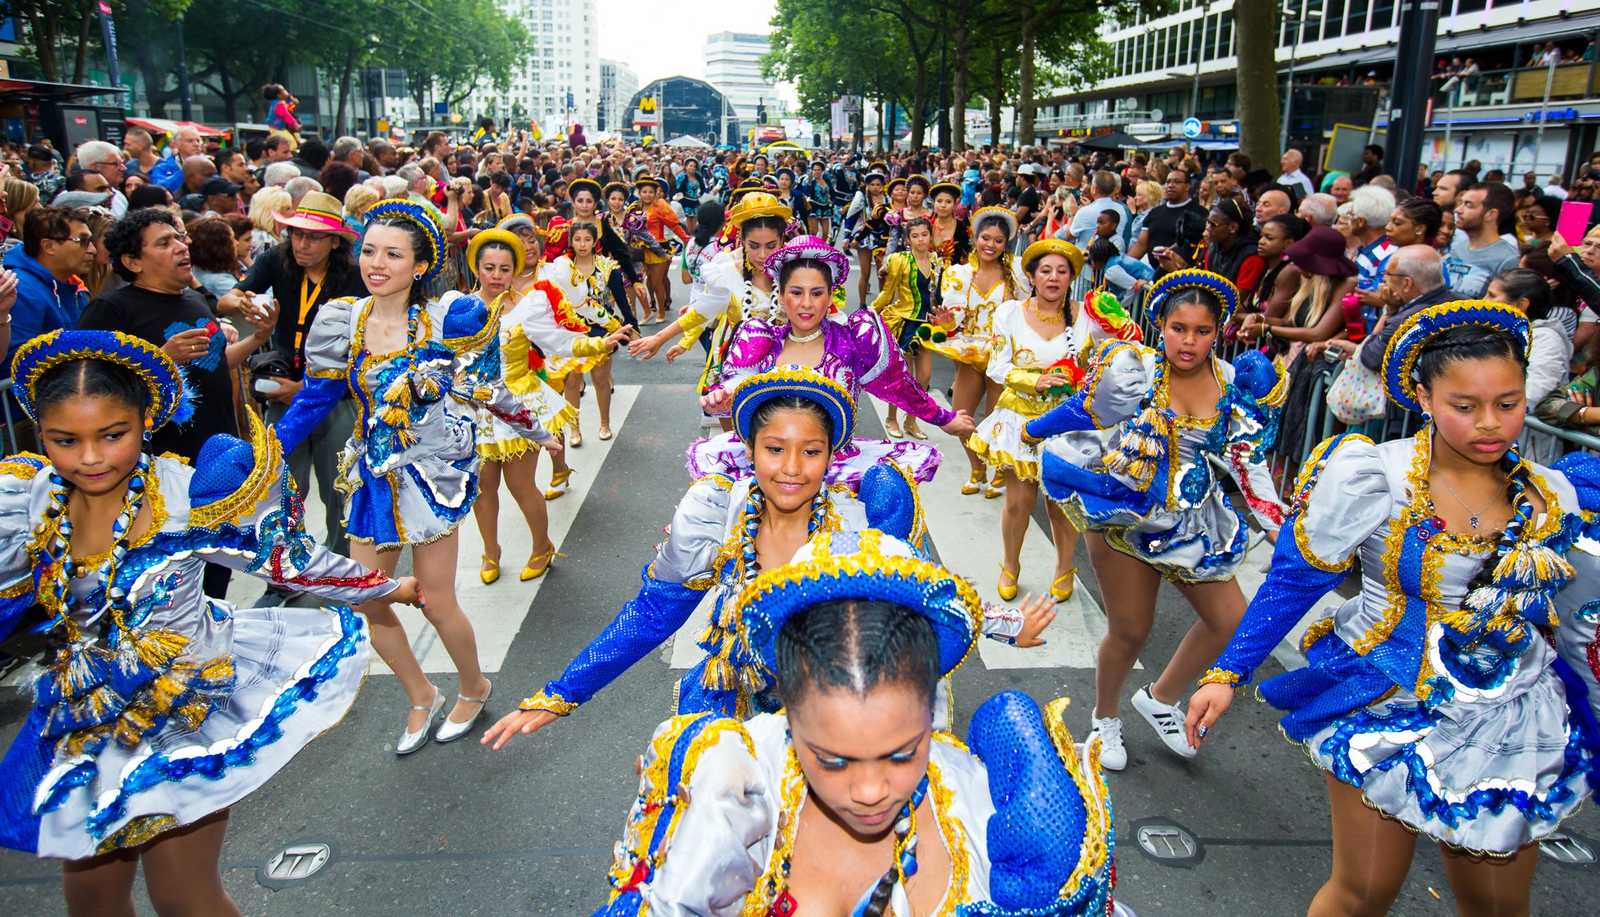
left=1140, top=200, right=1208, bottom=263
left=79, top=284, right=239, bottom=460
left=1016, top=186, right=1040, bottom=216
left=238, top=246, right=367, bottom=378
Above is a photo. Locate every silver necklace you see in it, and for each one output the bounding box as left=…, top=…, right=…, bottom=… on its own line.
left=787, top=326, right=823, bottom=343
left=1433, top=474, right=1503, bottom=530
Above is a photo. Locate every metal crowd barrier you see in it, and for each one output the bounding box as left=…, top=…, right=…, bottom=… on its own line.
left=0, top=379, right=17, bottom=456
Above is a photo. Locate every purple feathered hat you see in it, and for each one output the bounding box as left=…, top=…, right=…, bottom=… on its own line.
left=764, top=235, right=851, bottom=291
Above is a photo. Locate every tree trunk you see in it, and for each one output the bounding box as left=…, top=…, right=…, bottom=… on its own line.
left=73, top=3, right=94, bottom=84
left=335, top=51, right=356, bottom=136
left=1018, top=10, right=1037, bottom=146
left=908, top=62, right=927, bottom=153
left=1233, top=0, right=1282, bottom=177
left=988, top=38, right=1004, bottom=147
left=26, top=12, right=61, bottom=82
left=218, top=66, right=237, bottom=122
left=876, top=93, right=886, bottom=151
left=951, top=24, right=969, bottom=152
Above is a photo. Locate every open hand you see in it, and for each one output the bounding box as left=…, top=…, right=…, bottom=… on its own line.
left=482, top=708, right=561, bottom=750
left=1013, top=592, right=1056, bottom=648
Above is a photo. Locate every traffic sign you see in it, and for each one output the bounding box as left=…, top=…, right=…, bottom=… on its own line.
left=1182, top=117, right=1202, bottom=140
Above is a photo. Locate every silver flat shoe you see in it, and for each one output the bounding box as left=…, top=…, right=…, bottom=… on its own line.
left=396, top=686, right=444, bottom=756
left=434, top=682, right=493, bottom=744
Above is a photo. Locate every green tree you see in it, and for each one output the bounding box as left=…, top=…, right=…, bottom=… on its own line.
left=393, top=0, right=529, bottom=122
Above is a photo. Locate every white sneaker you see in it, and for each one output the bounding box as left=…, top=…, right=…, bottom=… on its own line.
left=1132, top=684, right=1198, bottom=759
left=1090, top=716, right=1127, bottom=771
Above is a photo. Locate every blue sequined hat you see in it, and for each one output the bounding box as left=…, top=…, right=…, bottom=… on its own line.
left=731, top=366, right=856, bottom=453
left=11, top=329, right=194, bottom=430
left=364, top=198, right=447, bottom=284
left=1143, top=268, right=1240, bottom=328
left=738, top=529, right=981, bottom=679
left=1382, top=300, right=1531, bottom=414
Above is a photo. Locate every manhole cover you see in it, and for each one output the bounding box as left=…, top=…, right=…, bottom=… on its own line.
left=1130, top=817, right=1205, bottom=868
left=1539, top=832, right=1596, bottom=867
left=258, top=842, right=334, bottom=889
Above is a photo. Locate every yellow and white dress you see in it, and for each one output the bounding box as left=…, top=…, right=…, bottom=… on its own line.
left=923, top=257, right=1029, bottom=369
left=450, top=290, right=577, bottom=463
left=673, top=250, right=780, bottom=393
left=970, top=299, right=1113, bottom=482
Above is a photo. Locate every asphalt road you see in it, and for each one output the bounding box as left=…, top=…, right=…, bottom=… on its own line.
left=1, top=273, right=1595, bottom=916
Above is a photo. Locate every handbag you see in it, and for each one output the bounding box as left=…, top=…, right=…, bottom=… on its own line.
left=1327, top=355, right=1385, bottom=424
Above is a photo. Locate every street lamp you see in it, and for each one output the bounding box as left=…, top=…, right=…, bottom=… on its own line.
left=1279, top=4, right=1325, bottom=155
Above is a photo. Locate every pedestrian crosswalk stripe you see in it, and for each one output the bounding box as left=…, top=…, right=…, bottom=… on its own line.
left=220, top=386, right=641, bottom=676
left=865, top=397, right=1133, bottom=671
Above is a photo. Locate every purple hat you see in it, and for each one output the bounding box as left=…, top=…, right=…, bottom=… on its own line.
left=1285, top=225, right=1357, bottom=278
left=765, top=235, right=851, bottom=291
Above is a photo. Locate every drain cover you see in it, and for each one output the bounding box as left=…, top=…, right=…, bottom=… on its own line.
left=258, top=842, right=334, bottom=889
left=1539, top=832, right=1596, bottom=867
left=1130, top=817, right=1205, bottom=868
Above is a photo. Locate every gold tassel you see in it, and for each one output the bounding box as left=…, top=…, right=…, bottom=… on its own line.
left=130, top=629, right=189, bottom=670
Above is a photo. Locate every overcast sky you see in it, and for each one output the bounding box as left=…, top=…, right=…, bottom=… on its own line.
left=595, top=0, right=781, bottom=89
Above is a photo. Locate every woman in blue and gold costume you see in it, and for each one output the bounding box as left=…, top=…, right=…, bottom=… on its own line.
left=458, top=228, right=572, bottom=587
left=1188, top=302, right=1600, bottom=916
left=1023, top=270, right=1285, bottom=771
left=0, top=330, right=418, bottom=913
left=274, top=199, right=559, bottom=754
left=585, top=530, right=1129, bottom=916
left=482, top=368, right=1049, bottom=746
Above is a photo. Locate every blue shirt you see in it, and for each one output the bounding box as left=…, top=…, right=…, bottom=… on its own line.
left=3, top=246, right=87, bottom=373
left=148, top=154, right=184, bottom=195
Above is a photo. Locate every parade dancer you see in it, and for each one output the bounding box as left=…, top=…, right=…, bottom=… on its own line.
left=1187, top=301, right=1599, bottom=916
left=0, top=330, right=418, bottom=912
left=604, top=181, right=661, bottom=325
left=840, top=168, right=888, bottom=305
left=482, top=369, right=1050, bottom=743
left=1022, top=270, right=1284, bottom=769
left=928, top=179, right=971, bottom=264
left=971, top=239, right=1140, bottom=606
left=925, top=206, right=1031, bottom=498
left=871, top=216, right=946, bottom=440
left=460, top=228, right=572, bottom=586
left=690, top=235, right=975, bottom=490
left=542, top=220, right=629, bottom=441
left=273, top=199, right=560, bottom=753
left=567, top=177, right=644, bottom=327
left=635, top=175, right=688, bottom=324
left=581, top=531, right=1125, bottom=916
left=628, top=192, right=794, bottom=398
left=883, top=173, right=933, bottom=256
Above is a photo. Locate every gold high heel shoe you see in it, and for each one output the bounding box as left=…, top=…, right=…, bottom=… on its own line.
left=960, top=468, right=984, bottom=496
left=521, top=546, right=562, bottom=581
left=997, top=563, right=1020, bottom=601
left=544, top=468, right=573, bottom=501
left=903, top=418, right=927, bottom=440
left=1051, top=568, right=1077, bottom=603
left=884, top=417, right=904, bottom=439
left=480, top=552, right=501, bottom=585
left=984, top=468, right=1005, bottom=499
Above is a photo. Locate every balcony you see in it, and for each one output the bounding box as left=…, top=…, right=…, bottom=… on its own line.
left=1432, top=62, right=1600, bottom=110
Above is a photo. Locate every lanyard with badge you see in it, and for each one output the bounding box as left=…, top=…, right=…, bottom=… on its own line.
left=292, top=272, right=324, bottom=369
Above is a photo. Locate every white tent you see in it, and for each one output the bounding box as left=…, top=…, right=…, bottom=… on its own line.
left=665, top=135, right=713, bottom=148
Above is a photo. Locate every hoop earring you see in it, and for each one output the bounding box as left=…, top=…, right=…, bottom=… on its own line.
left=1421, top=411, right=1432, bottom=425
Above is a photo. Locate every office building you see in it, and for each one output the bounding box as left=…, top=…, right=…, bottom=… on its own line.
left=704, top=31, right=783, bottom=134
left=483, top=0, right=599, bottom=133
left=599, top=59, right=639, bottom=133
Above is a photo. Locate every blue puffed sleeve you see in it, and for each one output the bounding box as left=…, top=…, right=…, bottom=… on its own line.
left=518, top=478, right=733, bottom=715
left=274, top=296, right=356, bottom=456
left=0, top=455, right=45, bottom=641
left=1024, top=341, right=1149, bottom=441
left=858, top=461, right=925, bottom=545
left=968, top=691, right=1116, bottom=915
left=1204, top=434, right=1390, bottom=687
left=1229, top=348, right=1286, bottom=404
left=188, top=419, right=398, bottom=605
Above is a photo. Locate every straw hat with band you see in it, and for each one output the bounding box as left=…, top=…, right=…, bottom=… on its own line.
left=635, top=175, right=668, bottom=193
left=885, top=177, right=908, bottom=195
left=1021, top=238, right=1085, bottom=277
left=467, top=228, right=526, bottom=277
left=13, top=330, right=194, bottom=431
left=928, top=181, right=962, bottom=200
left=1381, top=300, right=1530, bottom=414
left=906, top=174, right=932, bottom=192
left=601, top=181, right=629, bottom=200
left=274, top=190, right=358, bottom=239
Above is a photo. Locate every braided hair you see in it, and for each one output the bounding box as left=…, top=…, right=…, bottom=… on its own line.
left=775, top=599, right=939, bottom=916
